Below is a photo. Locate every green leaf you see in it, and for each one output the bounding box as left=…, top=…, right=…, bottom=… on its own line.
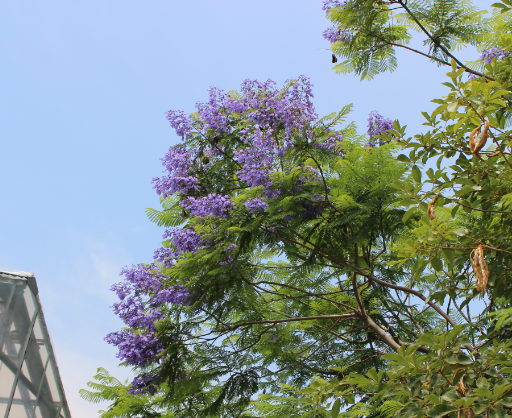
left=446, top=354, right=472, bottom=365
left=494, top=385, right=511, bottom=399
left=366, top=368, right=379, bottom=382
left=331, top=398, right=341, bottom=417
left=453, top=228, right=468, bottom=236
left=403, top=207, right=417, bottom=222
left=475, top=387, right=494, bottom=399
left=428, top=404, right=457, bottom=418
left=431, top=257, right=443, bottom=272
left=488, top=406, right=507, bottom=418
left=412, top=166, right=422, bottom=183
left=383, top=353, right=410, bottom=367
left=499, top=397, right=512, bottom=407
left=447, top=102, right=459, bottom=112
left=442, top=249, right=454, bottom=265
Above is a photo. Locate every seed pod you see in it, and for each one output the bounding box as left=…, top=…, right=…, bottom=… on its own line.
left=464, top=408, right=475, bottom=418
left=456, top=377, right=467, bottom=396
left=332, top=54, right=337, bottom=64
left=470, top=244, right=489, bottom=295
left=202, top=156, right=210, bottom=164
left=213, top=136, right=220, bottom=145
left=469, top=120, right=489, bottom=161
left=427, top=194, right=439, bottom=220
left=181, top=209, right=187, bottom=218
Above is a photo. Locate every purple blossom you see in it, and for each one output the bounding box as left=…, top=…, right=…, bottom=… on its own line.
left=105, top=330, right=163, bottom=367
left=235, top=146, right=274, bottom=189
left=366, top=111, right=394, bottom=146
left=219, top=256, right=234, bottom=266
left=151, top=145, right=199, bottom=197
left=182, top=194, right=236, bottom=218
left=165, top=227, right=204, bottom=254
left=245, top=198, right=269, bottom=213
left=322, top=0, right=347, bottom=11
left=129, top=373, right=159, bottom=395
left=153, top=284, right=192, bottom=305
left=322, top=27, right=354, bottom=43
left=165, top=110, right=193, bottom=140
left=106, top=263, right=195, bottom=372
left=315, top=131, right=344, bottom=154
left=226, top=244, right=237, bottom=253
left=480, top=47, right=510, bottom=64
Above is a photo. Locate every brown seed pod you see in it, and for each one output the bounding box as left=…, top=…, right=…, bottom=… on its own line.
left=456, top=377, right=468, bottom=397
left=213, top=136, right=220, bottom=145
left=464, top=408, right=475, bottom=418
left=202, top=156, right=210, bottom=164
left=427, top=194, right=439, bottom=220
left=332, top=54, right=337, bottom=64
left=469, top=120, right=489, bottom=161
left=470, top=244, right=489, bottom=295
left=181, top=209, right=187, bottom=218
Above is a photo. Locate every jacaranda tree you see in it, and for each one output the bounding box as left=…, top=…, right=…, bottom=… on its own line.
left=81, top=0, right=512, bottom=417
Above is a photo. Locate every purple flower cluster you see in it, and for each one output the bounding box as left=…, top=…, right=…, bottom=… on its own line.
left=480, top=47, right=510, bottom=64
left=365, top=111, right=394, bottom=147
left=165, top=110, right=193, bottom=140
left=182, top=194, right=236, bottom=218
left=106, top=330, right=162, bottom=368
left=151, top=146, right=199, bottom=197
left=322, top=27, right=354, bottom=43
left=154, top=227, right=207, bottom=268
left=160, top=77, right=319, bottom=201
left=367, top=111, right=394, bottom=138
left=166, top=227, right=204, bottom=254
left=245, top=198, right=269, bottom=213
left=225, top=243, right=237, bottom=253
left=234, top=145, right=274, bottom=189
left=315, top=131, right=344, bottom=153
left=129, top=373, right=159, bottom=395
left=106, top=263, right=193, bottom=369
left=322, top=0, right=352, bottom=45
left=322, top=0, right=347, bottom=11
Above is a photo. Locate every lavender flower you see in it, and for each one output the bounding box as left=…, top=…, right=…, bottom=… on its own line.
left=480, top=47, right=510, bottom=64
left=129, top=373, right=159, bottom=395
left=165, top=110, right=193, bottom=140
left=182, top=194, right=236, bottom=218
left=151, top=145, right=199, bottom=197
left=166, top=227, right=204, bottom=254
left=105, top=330, right=163, bottom=367
left=244, top=198, right=269, bottom=213
left=315, top=131, right=344, bottom=154
left=322, top=0, right=347, bottom=11
left=366, top=111, right=394, bottom=147
left=225, top=244, right=237, bottom=253
left=322, top=27, right=354, bottom=43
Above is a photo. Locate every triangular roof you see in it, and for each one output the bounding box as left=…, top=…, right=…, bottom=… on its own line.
left=0, top=269, right=71, bottom=418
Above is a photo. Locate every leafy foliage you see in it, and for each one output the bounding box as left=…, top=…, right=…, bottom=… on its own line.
left=81, top=1, right=512, bottom=417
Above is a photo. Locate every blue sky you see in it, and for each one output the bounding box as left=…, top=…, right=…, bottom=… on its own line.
left=0, top=1, right=491, bottom=416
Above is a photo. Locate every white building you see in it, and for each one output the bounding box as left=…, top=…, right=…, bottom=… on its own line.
left=0, top=269, right=71, bottom=418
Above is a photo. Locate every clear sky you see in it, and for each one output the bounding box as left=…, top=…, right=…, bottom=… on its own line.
left=0, top=1, right=491, bottom=416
